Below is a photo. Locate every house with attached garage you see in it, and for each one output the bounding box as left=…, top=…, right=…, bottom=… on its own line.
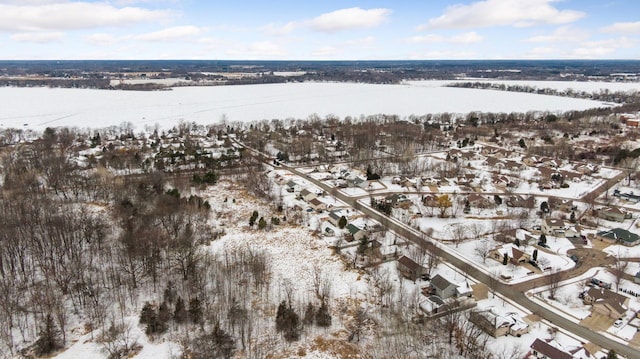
left=596, top=206, right=631, bottom=222
left=582, top=286, right=629, bottom=319
left=346, top=223, right=367, bottom=242
left=541, top=218, right=566, bottom=236
left=299, top=188, right=317, bottom=202
left=428, top=273, right=474, bottom=299
left=469, top=308, right=530, bottom=338
left=597, top=228, right=640, bottom=247
left=529, top=338, right=593, bottom=359
left=489, top=244, right=531, bottom=266
left=309, top=197, right=327, bottom=212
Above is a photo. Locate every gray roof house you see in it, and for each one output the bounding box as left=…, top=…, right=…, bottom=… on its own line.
left=597, top=228, right=640, bottom=246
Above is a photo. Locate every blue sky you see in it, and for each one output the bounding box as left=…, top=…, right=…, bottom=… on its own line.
left=0, top=0, right=639, bottom=60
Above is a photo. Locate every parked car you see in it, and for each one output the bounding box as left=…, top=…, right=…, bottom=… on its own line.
left=614, top=319, right=624, bottom=328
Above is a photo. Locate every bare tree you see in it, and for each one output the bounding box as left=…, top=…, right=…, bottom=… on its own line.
left=547, top=268, right=562, bottom=300
left=474, top=240, right=491, bottom=264
left=611, top=256, right=629, bottom=292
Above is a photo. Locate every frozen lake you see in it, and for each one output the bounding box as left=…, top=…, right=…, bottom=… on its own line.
left=0, top=81, right=616, bottom=131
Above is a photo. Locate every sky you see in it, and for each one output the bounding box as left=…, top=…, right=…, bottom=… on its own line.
left=0, top=0, right=639, bottom=60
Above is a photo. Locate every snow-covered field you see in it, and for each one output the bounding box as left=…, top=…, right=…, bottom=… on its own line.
left=0, top=81, right=613, bottom=131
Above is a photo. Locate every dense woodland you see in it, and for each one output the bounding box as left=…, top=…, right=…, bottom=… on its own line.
left=0, top=86, right=639, bottom=358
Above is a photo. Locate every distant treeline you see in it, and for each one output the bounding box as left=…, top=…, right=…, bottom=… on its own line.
left=0, top=78, right=110, bottom=89
left=447, top=81, right=640, bottom=104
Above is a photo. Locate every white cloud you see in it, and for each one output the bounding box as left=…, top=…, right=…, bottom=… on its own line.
left=343, top=36, right=376, bottom=46
left=451, top=32, right=483, bottom=44
left=261, top=21, right=298, bottom=36
left=408, top=34, right=445, bottom=43
left=0, top=2, right=172, bottom=32
left=310, top=7, right=390, bottom=32
left=135, top=26, right=204, bottom=42
left=421, top=0, right=584, bottom=30
left=602, top=21, right=640, bottom=34
left=407, top=32, right=482, bottom=44
left=10, top=31, right=63, bottom=43
left=525, top=26, right=588, bottom=43
left=84, top=33, right=121, bottom=46
left=311, top=46, right=341, bottom=57
left=569, top=37, right=635, bottom=58
left=521, top=46, right=557, bottom=58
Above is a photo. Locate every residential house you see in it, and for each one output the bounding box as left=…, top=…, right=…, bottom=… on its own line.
left=574, top=163, right=597, bottom=175
left=309, top=197, right=327, bottom=212
left=597, top=206, right=631, bottom=222
left=327, top=210, right=345, bottom=227
left=506, top=195, right=534, bottom=208
left=422, top=194, right=438, bottom=207
left=467, top=193, right=494, bottom=209
left=285, top=180, right=301, bottom=193
left=400, top=177, right=418, bottom=189
left=548, top=197, right=575, bottom=213
left=469, top=309, right=529, bottom=338
left=489, top=244, right=531, bottom=266
left=396, top=256, right=426, bottom=281
left=541, top=218, right=566, bottom=236
left=505, top=160, right=525, bottom=172
left=469, top=309, right=511, bottom=337
left=597, top=228, right=640, bottom=246
left=613, top=189, right=640, bottom=203
left=385, top=193, right=411, bottom=208
left=582, top=287, right=629, bottom=319
left=430, top=274, right=458, bottom=299
left=522, top=155, right=541, bottom=167
left=349, top=176, right=368, bottom=189
left=529, top=338, right=592, bottom=359
left=346, top=223, right=367, bottom=242
left=299, top=188, right=317, bottom=202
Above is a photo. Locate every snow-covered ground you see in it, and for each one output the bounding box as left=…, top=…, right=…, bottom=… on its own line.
left=0, top=81, right=612, bottom=131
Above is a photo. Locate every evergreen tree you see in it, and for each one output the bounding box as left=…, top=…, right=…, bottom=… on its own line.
left=174, top=297, right=187, bottom=324
left=607, top=349, right=618, bottom=359
left=188, top=297, right=203, bottom=324
left=539, top=234, right=547, bottom=244
left=258, top=216, right=267, bottom=230
left=34, top=314, right=61, bottom=356
left=540, top=201, right=550, bottom=213
left=303, top=302, right=315, bottom=326
left=338, top=216, right=347, bottom=229
left=502, top=253, right=509, bottom=265
left=533, top=249, right=538, bottom=261
left=570, top=211, right=576, bottom=223
left=249, top=210, right=258, bottom=227
left=514, top=237, right=521, bottom=247
left=157, top=302, right=171, bottom=331
left=140, top=302, right=156, bottom=325
left=316, top=302, right=332, bottom=327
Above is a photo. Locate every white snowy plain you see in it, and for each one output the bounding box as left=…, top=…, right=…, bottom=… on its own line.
left=0, top=81, right=614, bottom=131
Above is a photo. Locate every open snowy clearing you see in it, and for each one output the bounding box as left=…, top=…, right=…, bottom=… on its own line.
left=0, top=81, right=612, bottom=131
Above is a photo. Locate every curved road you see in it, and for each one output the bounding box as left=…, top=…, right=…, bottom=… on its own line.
left=240, top=141, right=640, bottom=358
